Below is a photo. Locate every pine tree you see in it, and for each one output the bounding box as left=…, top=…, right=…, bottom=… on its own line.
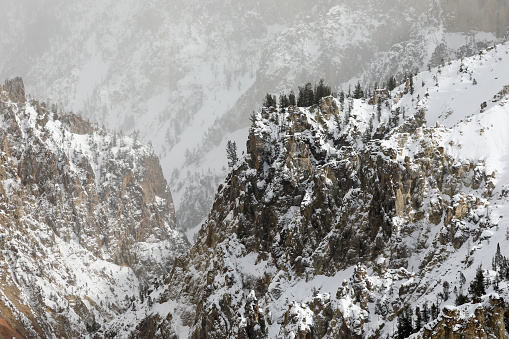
left=415, top=306, right=422, bottom=332
left=387, top=76, right=397, bottom=91
left=421, top=303, right=429, bottom=323
left=459, top=272, right=466, bottom=289
left=455, top=292, right=469, bottom=306
left=494, top=243, right=502, bottom=270
left=353, top=81, right=364, bottom=99
left=377, top=99, right=382, bottom=122
left=334, top=113, right=342, bottom=131
left=226, top=140, right=238, bottom=168
left=297, top=83, right=314, bottom=107
left=288, top=91, right=296, bottom=106
left=249, top=112, right=257, bottom=126
left=430, top=303, right=438, bottom=320
left=279, top=94, right=290, bottom=108
left=409, top=74, right=414, bottom=95
left=397, top=309, right=413, bottom=339
left=132, top=130, right=140, bottom=149
left=469, top=265, right=486, bottom=302
left=442, top=281, right=450, bottom=301
left=263, top=93, right=276, bottom=107
left=314, top=79, right=331, bottom=104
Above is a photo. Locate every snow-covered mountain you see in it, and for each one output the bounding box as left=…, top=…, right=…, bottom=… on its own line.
left=118, top=42, right=509, bottom=338
left=0, top=0, right=507, bottom=234
left=0, top=78, right=187, bottom=337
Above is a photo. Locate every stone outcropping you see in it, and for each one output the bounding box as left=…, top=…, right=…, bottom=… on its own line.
left=150, top=87, right=506, bottom=338
left=0, top=78, right=188, bottom=338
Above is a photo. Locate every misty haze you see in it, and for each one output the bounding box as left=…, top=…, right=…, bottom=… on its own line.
left=0, top=0, right=508, bottom=337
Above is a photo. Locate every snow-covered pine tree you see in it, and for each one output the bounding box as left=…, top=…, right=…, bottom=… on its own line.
left=226, top=140, right=238, bottom=168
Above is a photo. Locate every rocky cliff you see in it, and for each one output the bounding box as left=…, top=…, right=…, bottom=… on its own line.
left=0, top=77, right=188, bottom=338
left=127, top=43, right=509, bottom=338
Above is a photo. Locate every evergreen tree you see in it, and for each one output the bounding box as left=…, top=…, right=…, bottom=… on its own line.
left=249, top=112, right=257, bottom=126
left=226, top=140, right=238, bottom=168
left=288, top=91, right=296, bottom=106
left=493, top=243, right=502, bottom=270
left=397, top=309, right=413, bottom=339
left=459, top=272, right=466, bottom=289
left=132, top=130, right=140, bottom=149
left=469, top=265, right=486, bottom=302
left=353, top=81, right=364, bottom=99
left=279, top=93, right=290, bottom=108
left=455, top=293, right=469, bottom=306
left=334, top=113, right=342, bottom=131
left=377, top=99, right=382, bottom=122
left=297, top=83, right=314, bottom=107
left=415, top=307, right=422, bottom=332
left=442, top=281, right=450, bottom=301
left=421, top=303, right=430, bottom=323
left=387, top=76, right=397, bottom=91
left=314, top=79, right=331, bottom=104
left=430, top=303, right=438, bottom=320
left=409, top=74, right=414, bottom=95
left=263, top=93, right=276, bottom=107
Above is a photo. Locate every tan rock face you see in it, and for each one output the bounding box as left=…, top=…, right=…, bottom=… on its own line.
left=158, top=92, right=504, bottom=338
left=420, top=297, right=507, bottom=339
left=0, top=77, right=25, bottom=103
left=0, top=78, right=188, bottom=338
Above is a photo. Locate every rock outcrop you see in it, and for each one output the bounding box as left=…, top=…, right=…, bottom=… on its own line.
left=0, top=78, right=188, bottom=338
left=141, top=44, right=509, bottom=338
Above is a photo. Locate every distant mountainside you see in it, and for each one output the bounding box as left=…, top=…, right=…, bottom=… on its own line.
left=0, top=0, right=507, bottom=236
left=121, top=42, right=509, bottom=338
left=0, top=78, right=188, bottom=338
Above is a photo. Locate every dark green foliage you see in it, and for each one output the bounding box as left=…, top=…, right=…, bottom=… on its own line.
left=430, top=303, right=438, bottom=320
left=279, top=94, right=290, bottom=108
left=376, top=99, right=382, bottom=122
left=226, top=140, right=238, bottom=168
left=263, top=93, right=277, bottom=108
left=421, top=303, right=430, bottom=323
left=490, top=243, right=509, bottom=287
left=409, top=74, right=414, bottom=95
left=414, top=307, right=422, bottom=332
left=353, top=81, right=364, bottom=99
left=455, top=293, right=469, bottom=306
left=387, top=76, right=397, bottom=91
left=442, top=281, right=450, bottom=301
left=314, top=79, right=332, bottom=104
left=469, top=265, right=486, bottom=302
left=288, top=91, right=296, bottom=106
left=397, top=308, right=413, bottom=339
left=297, top=83, right=314, bottom=107
left=334, top=113, right=342, bottom=132
left=459, top=272, right=466, bottom=289
left=493, top=243, right=503, bottom=270
left=339, top=90, right=345, bottom=103
left=249, top=111, right=257, bottom=126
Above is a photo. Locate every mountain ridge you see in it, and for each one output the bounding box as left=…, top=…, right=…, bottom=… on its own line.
left=0, top=77, right=188, bottom=337
left=124, top=42, right=509, bottom=338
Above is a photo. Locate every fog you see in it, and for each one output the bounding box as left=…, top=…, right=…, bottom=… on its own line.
left=0, top=0, right=507, bottom=232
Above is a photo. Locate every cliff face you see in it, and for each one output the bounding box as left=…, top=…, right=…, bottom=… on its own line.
left=0, top=77, right=188, bottom=338
left=126, top=44, right=509, bottom=339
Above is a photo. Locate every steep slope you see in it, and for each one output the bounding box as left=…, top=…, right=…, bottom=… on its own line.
left=130, top=43, right=509, bottom=338
left=1, top=0, right=508, bottom=236
left=0, top=78, right=188, bottom=337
